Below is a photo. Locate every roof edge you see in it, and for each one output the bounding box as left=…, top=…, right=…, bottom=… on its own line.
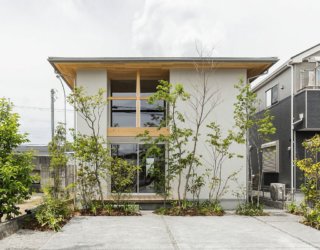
left=48, top=56, right=278, bottom=63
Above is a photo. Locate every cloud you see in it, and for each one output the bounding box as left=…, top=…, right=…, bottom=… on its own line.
left=132, top=0, right=226, bottom=56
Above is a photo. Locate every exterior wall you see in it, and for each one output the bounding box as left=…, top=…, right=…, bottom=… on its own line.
left=256, top=68, right=291, bottom=112
left=169, top=68, right=247, bottom=201
left=250, top=97, right=292, bottom=187
left=252, top=61, right=320, bottom=193
left=75, top=69, right=109, bottom=195
left=76, top=69, right=108, bottom=138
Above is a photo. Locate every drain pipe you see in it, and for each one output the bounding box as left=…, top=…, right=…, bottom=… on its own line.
left=288, top=61, right=295, bottom=201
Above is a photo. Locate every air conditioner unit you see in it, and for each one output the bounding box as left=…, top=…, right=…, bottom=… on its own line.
left=270, top=183, right=286, bottom=201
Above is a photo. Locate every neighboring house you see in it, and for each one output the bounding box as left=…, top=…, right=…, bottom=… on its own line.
left=49, top=57, right=277, bottom=208
left=251, top=44, right=320, bottom=200
left=16, top=145, right=75, bottom=192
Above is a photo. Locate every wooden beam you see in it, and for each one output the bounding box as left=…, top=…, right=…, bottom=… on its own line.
left=107, top=127, right=169, bottom=137
left=136, top=70, right=140, bottom=127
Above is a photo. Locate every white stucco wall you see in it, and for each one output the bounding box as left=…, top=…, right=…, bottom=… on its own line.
left=75, top=69, right=108, bottom=138
left=169, top=68, right=247, bottom=202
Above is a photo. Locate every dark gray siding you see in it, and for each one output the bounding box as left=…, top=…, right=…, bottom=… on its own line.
left=294, top=90, right=320, bottom=130
left=307, top=90, right=320, bottom=129
left=250, top=97, right=291, bottom=187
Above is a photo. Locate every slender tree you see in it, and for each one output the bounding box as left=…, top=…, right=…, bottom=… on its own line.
left=233, top=80, right=276, bottom=205
left=48, top=123, right=69, bottom=197
left=67, top=87, right=110, bottom=205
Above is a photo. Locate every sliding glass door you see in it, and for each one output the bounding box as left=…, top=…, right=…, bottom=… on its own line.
left=111, top=143, right=165, bottom=194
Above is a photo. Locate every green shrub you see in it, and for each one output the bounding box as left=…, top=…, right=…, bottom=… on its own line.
left=154, top=201, right=224, bottom=216
left=236, top=203, right=267, bottom=216
left=35, top=190, right=72, bottom=231
left=286, top=202, right=304, bottom=215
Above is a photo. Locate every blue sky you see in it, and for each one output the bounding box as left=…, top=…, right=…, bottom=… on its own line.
left=1, top=0, right=320, bottom=144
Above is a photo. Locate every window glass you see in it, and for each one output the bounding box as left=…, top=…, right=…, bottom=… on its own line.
left=111, top=80, right=136, bottom=97
left=138, top=144, right=165, bottom=193
left=266, top=89, right=272, bottom=107
left=111, top=144, right=138, bottom=192
left=271, top=85, right=278, bottom=104
left=110, top=143, right=165, bottom=193
left=140, top=100, right=165, bottom=127
left=140, top=80, right=160, bottom=97
left=317, top=69, right=320, bottom=86
left=111, top=100, right=136, bottom=127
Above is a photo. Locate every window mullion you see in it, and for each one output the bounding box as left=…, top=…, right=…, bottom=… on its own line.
left=136, top=70, right=141, bottom=127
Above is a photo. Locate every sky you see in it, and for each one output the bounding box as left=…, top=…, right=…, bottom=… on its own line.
left=1, top=0, right=320, bottom=145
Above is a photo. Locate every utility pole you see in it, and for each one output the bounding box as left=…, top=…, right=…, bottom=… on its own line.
left=51, top=89, right=55, bottom=140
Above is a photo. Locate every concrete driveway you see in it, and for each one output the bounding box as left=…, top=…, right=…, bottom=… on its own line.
left=1, top=210, right=320, bottom=250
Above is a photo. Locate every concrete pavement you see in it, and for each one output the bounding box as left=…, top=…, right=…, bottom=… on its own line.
left=1, top=210, right=320, bottom=250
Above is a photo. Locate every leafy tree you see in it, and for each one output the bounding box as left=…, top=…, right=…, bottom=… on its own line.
left=233, top=79, right=276, bottom=206
left=139, top=80, right=192, bottom=206
left=296, top=134, right=320, bottom=206
left=0, top=98, right=35, bottom=221
left=67, top=87, right=110, bottom=206
left=109, top=157, right=139, bottom=207
left=205, top=122, right=241, bottom=203
left=48, top=123, right=70, bottom=197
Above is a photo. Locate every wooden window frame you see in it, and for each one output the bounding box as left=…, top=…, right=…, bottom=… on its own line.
left=108, top=71, right=168, bottom=137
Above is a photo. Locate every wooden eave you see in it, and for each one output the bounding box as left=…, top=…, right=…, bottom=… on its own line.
left=48, top=58, right=278, bottom=89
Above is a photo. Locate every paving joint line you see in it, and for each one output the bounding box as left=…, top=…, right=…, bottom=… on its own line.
left=160, top=216, right=179, bottom=250
left=252, top=216, right=320, bottom=250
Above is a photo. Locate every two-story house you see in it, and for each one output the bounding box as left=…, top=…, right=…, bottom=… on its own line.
left=252, top=44, right=320, bottom=201
left=49, top=57, right=277, bottom=208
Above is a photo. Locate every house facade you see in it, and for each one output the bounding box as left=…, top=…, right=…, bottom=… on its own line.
left=49, top=57, right=277, bottom=208
left=252, top=44, right=320, bottom=200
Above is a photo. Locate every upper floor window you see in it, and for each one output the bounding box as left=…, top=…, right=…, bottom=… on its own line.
left=298, top=68, right=320, bottom=91
left=266, top=84, right=278, bottom=108
left=109, top=73, right=165, bottom=128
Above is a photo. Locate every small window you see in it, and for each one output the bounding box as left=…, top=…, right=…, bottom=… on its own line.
left=265, top=85, right=278, bottom=107
left=262, top=141, right=279, bottom=173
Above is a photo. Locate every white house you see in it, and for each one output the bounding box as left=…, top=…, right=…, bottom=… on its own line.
left=49, top=57, right=277, bottom=208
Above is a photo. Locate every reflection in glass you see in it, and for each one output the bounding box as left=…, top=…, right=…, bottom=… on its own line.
left=138, top=144, right=165, bottom=193
left=140, top=100, right=165, bottom=127
left=111, top=80, right=136, bottom=97
left=111, top=144, right=138, bottom=192
left=111, top=100, right=136, bottom=127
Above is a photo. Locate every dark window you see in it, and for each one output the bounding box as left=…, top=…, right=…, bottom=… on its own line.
left=266, top=85, right=278, bottom=107
left=111, top=80, right=136, bottom=97
left=111, top=144, right=138, bottom=192
left=110, top=143, right=165, bottom=193
left=111, top=100, right=136, bottom=127
left=138, top=144, right=165, bottom=193
left=140, top=80, right=160, bottom=97
left=272, top=85, right=278, bottom=104
left=140, top=100, right=165, bottom=127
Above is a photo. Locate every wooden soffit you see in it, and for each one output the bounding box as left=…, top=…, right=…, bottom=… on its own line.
left=49, top=58, right=278, bottom=89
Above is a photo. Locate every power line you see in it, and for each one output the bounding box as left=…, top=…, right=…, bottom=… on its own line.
left=14, top=105, right=74, bottom=112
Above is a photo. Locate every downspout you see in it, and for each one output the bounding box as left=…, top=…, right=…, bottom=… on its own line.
left=287, top=61, right=295, bottom=201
